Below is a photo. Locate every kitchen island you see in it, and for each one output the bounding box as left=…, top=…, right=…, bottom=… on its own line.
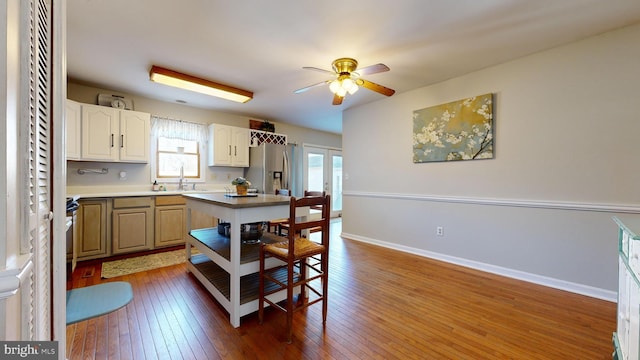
left=183, top=193, right=293, bottom=327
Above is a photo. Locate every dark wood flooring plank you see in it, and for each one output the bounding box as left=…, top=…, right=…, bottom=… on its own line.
left=153, top=266, right=209, bottom=359
left=163, top=264, right=224, bottom=359
left=137, top=270, right=174, bottom=360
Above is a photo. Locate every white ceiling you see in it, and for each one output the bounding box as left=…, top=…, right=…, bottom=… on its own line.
left=67, top=0, right=640, bottom=134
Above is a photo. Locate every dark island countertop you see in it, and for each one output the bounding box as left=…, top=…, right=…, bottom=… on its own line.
left=183, top=193, right=290, bottom=209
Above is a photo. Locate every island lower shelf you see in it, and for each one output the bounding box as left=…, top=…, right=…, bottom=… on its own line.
left=186, top=228, right=297, bottom=318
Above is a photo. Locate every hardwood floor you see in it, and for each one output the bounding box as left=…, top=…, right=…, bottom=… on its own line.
left=66, top=220, right=616, bottom=359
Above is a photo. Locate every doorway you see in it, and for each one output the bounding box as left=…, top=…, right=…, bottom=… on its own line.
left=303, top=145, right=342, bottom=218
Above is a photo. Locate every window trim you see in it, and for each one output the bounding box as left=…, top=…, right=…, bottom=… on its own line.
left=151, top=135, right=206, bottom=184
left=156, top=137, right=201, bottom=179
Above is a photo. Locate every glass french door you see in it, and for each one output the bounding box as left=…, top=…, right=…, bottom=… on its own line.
left=303, top=146, right=342, bottom=218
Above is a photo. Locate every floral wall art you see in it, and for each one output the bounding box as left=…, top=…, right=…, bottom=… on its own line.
left=412, top=93, right=494, bottom=163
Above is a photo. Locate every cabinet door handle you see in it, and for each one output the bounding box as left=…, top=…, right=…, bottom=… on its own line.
left=234, top=146, right=237, bottom=156
left=111, top=134, right=114, bottom=147
left=120, top=134, right=124, bottom=148
left=229, top=145, right=232, bottom=156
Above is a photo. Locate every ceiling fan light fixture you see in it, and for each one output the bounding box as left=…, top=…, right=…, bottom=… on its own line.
left=297, top=57, right=392, bottom=104
left=329, top=77, right=358, bottom=97
left=342, top=78, right=356, bottom=91
left=329, top=80, right=341, bottom=94
left=149, top=65, right=253, bottom=103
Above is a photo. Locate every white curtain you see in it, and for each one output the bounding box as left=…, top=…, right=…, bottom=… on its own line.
left=150, top=116, right=207, bottom=143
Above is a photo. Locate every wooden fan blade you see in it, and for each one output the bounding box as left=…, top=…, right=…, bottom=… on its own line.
left=303, top=66, right=336, bottom=75
left=332, top=94, right=344, bottom=105
left=356, top=78, right=395, bottom=96
left=294, top=81, right=330, bottom=94
left=354, top=63, right=390, bottom=76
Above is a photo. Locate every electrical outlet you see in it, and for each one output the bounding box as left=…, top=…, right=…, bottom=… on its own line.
left=436, top=226, right=444, bottom=236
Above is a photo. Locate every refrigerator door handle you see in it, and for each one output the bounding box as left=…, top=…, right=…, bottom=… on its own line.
left=283, top=150, right=290, bottom=191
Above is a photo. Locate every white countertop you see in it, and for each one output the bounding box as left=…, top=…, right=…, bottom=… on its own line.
left=67, top=185, right=226, bottom=199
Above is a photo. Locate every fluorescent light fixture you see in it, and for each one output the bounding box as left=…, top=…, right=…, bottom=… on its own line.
left=149, top=65, right=253, bottom=103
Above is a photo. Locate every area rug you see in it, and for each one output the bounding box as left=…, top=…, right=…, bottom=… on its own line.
left=66, top=281, right=133, bottom=324
left=101, top=248, right=194, bottom=278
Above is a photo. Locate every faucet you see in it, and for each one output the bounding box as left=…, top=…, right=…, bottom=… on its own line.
left=178, top=166, right=185, bottom=190
left=178, top=178, right=188, bottom=191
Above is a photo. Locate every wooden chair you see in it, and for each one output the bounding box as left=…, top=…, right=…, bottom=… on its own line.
left=258, top=194, right=330, bottom=343
left=267, top=189, right=290, bottom=234
left=278, top=190, right=326, bottom=236
left=303, top=190, right=325, bottom=197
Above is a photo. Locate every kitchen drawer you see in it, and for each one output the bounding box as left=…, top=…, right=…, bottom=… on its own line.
left=113, top=196, right=152, bottom=209
left=155, top=195, right=186, bottom=206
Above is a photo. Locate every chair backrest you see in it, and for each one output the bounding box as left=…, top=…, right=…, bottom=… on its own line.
left=287, top=194, right=330, bottom=251
left=304, top=190, right=325, bottom=211
left=303, top=190, right=325, bottom=197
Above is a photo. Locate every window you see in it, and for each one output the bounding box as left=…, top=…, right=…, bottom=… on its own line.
left=157, top=137, right=200, bottom=178
left=151, top=117, right=207, bottom=182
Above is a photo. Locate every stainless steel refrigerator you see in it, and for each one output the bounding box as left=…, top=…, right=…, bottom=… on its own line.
left=244, top=143, right=291, bottom=194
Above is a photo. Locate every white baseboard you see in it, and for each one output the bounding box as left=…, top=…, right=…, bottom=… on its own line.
left=341, top=231, right=617, bottom=302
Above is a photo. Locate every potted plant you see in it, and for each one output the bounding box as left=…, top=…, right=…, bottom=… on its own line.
left=231, top=177, right=251, bottom=195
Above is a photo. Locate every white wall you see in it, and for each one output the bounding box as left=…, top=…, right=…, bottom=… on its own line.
left=66, top=82, right=341, bottom=189
left=342, top=23, right=640, bottom=299
left=0, top=0, right=21, bottom=339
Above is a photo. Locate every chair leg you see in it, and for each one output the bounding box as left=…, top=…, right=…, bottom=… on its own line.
left=298, top=258, right=307, bottom=305
left=258, top=245, right=265, bottom=325
left=286, top=259, right=295, bottom=344
left=322, top=254, right=328, bottom=325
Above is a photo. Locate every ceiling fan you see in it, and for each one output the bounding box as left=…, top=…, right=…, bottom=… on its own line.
left=294, top=57, right=395, bottom=105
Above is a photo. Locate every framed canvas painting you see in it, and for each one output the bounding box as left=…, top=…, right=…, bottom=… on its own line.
left=413, top=93, right=494, bottom=163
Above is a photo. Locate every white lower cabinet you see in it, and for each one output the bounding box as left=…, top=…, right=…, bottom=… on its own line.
left=613, top=216, right=640, bottom=360
left=155, top=196, right=187, bottom=248
left=111, top=197, right=153, bottom=254
left=76, top=199, right=108, bottom=260
left=75, top=195, right=218, bottom=262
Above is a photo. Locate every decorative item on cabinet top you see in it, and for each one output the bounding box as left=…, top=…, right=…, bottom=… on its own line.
left=249, top=119, right=275, bottom=132
left=97, top=94, right=134, bottom=110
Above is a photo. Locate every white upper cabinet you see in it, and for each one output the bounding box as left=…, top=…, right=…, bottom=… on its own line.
left=119, top=109, right=150, bottom=162
left=231, top=126, right=250, bottom=167
left=74, top=103, right=150, bottom=163
left=208, top=124, right=249, bottom=167
left=66, top=100, right=82, bottom=160
left=81, top=104, right=119, bottom=161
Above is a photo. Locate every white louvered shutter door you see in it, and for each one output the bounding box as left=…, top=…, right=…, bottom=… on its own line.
left=20, top=0, right=53, bottom=340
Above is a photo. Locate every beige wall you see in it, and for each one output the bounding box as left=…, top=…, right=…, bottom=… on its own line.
left=342, top=23, right=640, bottom=298
left=66, top=81, right=341, bottom=189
